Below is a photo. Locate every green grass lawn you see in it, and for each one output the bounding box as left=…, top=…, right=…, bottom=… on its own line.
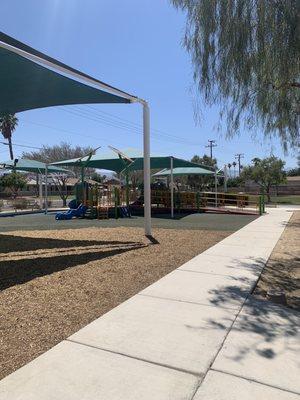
left=268, top=195, right=300, bottom=205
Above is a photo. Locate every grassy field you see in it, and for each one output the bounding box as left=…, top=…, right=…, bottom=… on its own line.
left=268, top=195, right=300, bottom=205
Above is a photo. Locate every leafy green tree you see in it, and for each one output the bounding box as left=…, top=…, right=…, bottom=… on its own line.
left=187, top=154, right=217, bottom=190
left=192, top=154, right=217, bottom=168
left=22, top=142, right=95, bottom=206
left=171, top=0, right=300, bottom=150
left=0, top=114, right=18, bottom=160
left=0, top=172, right=27, bottom=197
left=90, top=172, right=106, bottom=183
left=287, top=155, right=300, bottom=176
left=241, top=156, right=286, bottom=201
left=22, top=142, right=94, bottom=175
left=287, top=167, right=300, bottom=176
left=227, top=177, right=244, bottom=188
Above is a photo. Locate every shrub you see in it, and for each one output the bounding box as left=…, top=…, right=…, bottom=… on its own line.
left=12, top=198, right=29, bottom=210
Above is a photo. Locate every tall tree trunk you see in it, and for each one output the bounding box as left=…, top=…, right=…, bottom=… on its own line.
left=266, top=187, right=271, bottom=202
left=8, top=136, right=14, bottom=160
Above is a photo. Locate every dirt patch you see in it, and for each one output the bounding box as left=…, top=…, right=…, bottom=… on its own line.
left=0, top=226, right=230, bottom=379
left=254, top=211, right=300, bottom=310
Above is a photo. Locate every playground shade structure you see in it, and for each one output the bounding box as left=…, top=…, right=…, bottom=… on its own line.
left=50, top=149, right=142, bottom=173
left=52, top=155, right=214, bottom=174
left=0, top=31, right=149, bottom=235
left=0, top=159, right=69, bottom=174
left=122, top=157, right=215, bottom=173
left=153, top=166, right=215, bottom=177
left=0, top=35, right=130, bottom=114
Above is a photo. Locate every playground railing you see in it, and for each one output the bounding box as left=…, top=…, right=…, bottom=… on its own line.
left=149, top=190, right=263, bottom=215
left=79, top=187, right=265, bottom=216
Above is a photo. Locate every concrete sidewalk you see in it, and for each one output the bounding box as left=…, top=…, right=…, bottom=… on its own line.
left=1, top=209, right=299, bottom=399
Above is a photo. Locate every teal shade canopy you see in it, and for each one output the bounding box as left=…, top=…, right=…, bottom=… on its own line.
left=51, top=148, right=142, bottom=173
left=52, top=153, right=214, bottom=174
left=0, top=47, right=130, bottom=115
left=0, top=159, right=70, bottom=174
left=153, top=167, right=215, bottom=177
left=123, top=157, right=215, bottom=173
left=0, top=31, right=135, bottom=114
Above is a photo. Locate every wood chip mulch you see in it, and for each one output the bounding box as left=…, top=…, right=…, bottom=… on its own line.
left=254, top=211, right=300, bottom=310
left=0, top=226, right=230, bottom=380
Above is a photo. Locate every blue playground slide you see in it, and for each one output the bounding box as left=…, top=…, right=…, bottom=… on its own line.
left=55, top=203, right=87, bottom=220
left=119, top=206, right=131, bottom=218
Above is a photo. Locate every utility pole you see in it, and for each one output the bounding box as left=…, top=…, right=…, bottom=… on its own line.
left=206, top=140, right=217, bottom=159
left=235, top=153, right=244, bottom=175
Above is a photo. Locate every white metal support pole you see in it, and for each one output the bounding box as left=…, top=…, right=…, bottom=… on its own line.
left=224, top=164, right=228, bottom=193
left=170, top=156, right=174, bottom=218
left=142, top=101, right=151, bottom=236
left=45, top=165, right=48, bottom=214
left=214, top=168, right=218, bottom=207
left=39, top=173, right=43, bottom=209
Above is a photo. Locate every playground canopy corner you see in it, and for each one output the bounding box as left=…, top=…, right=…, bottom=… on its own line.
left=50, top=149, right=142, bottom=174
left=0, top=159, right=69, bottom=174
left=0, top=31, right=152, bottom=235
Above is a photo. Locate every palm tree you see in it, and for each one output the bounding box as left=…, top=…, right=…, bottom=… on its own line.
left=0, top=113, right=18, bottom=160
left=227, top=163, right=232, bottom=177
left=232, top=161, right=237, bottom=178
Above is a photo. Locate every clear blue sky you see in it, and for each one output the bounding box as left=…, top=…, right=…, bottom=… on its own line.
left=1, top=0, right=298, bottom=168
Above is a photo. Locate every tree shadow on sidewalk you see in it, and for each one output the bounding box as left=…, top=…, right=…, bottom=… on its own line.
left=201, top=255, right=300, bottom=363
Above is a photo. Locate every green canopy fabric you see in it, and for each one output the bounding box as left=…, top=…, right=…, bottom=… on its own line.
left=122, top=157, right=215, bottom=173
left=0, top=159, right=69, bottom=174
left=51, top=148, right=142, bottom=173
left=52, top=154, right=214, bottom=175
left=153, top=167, right=215, bottom=177
left=0, top=31, right=136, bottom=103
left=0, top=46, right=130, bottom=115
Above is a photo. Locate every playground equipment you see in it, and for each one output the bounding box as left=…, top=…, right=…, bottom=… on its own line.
left=69, top=181, right=131, bottom=220
left=55, top=203, right=87, bottom=220
left=52, top=152, right=215, bottom=220
left=130, top=189, right=264, bottom=215
left=51, top=150, right=264, bottom=220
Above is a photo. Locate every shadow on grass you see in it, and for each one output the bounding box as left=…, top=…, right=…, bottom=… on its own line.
left=0, top=234, right=146, bottom=290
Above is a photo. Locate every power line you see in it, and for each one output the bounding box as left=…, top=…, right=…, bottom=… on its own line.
left=205, top=140, right=217, bottom=159
left=85, top=105, right=207, bottom=146
left=0, top=141, right=43, bottom=150
left=20, top=105, right=237, bottom=155
left=20, top=107, right=236, bottom=159
left=84, top=106, right=240, bottom=158
left=60, top=105, right=208, bottom=147
left=20, top=119, right=116, bottom=145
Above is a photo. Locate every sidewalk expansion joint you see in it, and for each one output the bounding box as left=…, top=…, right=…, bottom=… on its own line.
left=177, top=268, right=254, bottom=278
left=211, top=368, right=300, bottom=397
left=218, top=243, right=273, bottom=250
left=66, top=338, right=202, bottom=378
left=137, top=293, right=239, bottom=311
left=190, top=286, right=254, bottom=399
